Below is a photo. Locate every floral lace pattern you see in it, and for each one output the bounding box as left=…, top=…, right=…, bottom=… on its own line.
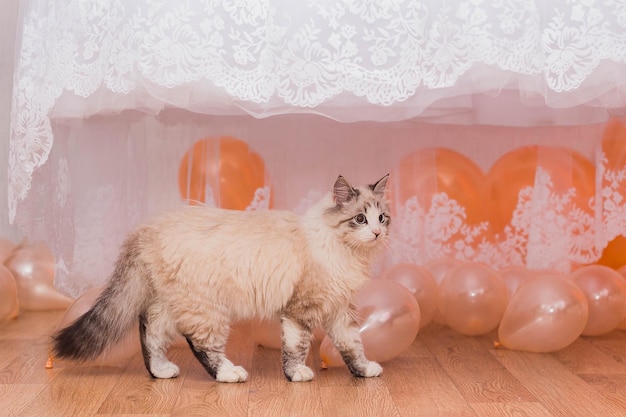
left=9, top=0, right=626, bottom=224
left=391, top=162, right=619, bottom=273
left=246, top=186, right=272, bottom=211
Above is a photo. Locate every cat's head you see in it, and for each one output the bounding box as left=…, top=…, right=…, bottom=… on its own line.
left=325, top=174, right=391, bottom=250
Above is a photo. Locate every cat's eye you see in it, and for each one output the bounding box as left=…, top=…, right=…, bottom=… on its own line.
left=354, top=214, right=367, bottom=224
left=379, top=214, right=387, bottom=224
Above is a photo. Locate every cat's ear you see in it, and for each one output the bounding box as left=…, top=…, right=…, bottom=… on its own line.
left=333, top=175, right=357, bottom=205
left=371, top=174, right=389, bottom=197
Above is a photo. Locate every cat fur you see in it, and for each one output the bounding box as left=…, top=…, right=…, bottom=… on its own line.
left=52, top=174, right=391, bottom=383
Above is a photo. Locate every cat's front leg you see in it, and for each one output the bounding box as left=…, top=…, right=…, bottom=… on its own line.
left=280, top=316, right=315, bottom=382
left=184, top=327, right=248, bottom=383
left=326, top=308, right=382, bottom=378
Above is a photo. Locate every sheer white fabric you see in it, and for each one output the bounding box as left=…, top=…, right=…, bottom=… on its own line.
left=8, top=0, right=626, bottom=296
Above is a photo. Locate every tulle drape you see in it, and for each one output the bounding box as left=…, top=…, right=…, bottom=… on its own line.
left=14, top=113, right=626, bottom=297
left=8, top=0, right=626, bottom=296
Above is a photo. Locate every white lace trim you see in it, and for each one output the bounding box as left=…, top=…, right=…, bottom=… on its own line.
left=9, top=0, right=626, bottom=222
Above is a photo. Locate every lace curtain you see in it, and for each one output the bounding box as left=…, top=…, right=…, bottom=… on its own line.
left=8, top=0, right=626, bottom=297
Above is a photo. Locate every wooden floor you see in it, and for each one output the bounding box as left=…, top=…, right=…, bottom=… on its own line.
left=1, top=311, right=626, bottom=417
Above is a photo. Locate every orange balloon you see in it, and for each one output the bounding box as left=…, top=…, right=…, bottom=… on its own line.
left=571, top=265, right=626, bottom=336
left=380, top=263, right=438, bottom=328
left=498, top=273, right=588, bottom=352
left=485, top=146, right=595, bottom=238
left=248, top=316, right=325, bottom=350
left=178, top=136, right=270, bottom=210
left=0, top=265, right=19, bottom=321
left=498, top=265, right=535, bottom=297
left=320, top=280, right=420, bottom=367
left=52, top=286, right=140, bottom=367
left=438, top=262, right=508, bottom=336
left=423, top=257, right=462, bottom=325
left=0, top=238, right=17, bottom=264
left=4, top=244, right=73, bottom=311
left=251, top=317, right=283, bottom=350
left=423, top=257, right=462, bottom=285
left=391, top=148, right=486, bottom=224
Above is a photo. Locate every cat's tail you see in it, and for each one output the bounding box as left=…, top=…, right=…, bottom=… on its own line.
left=52, top=231, right=151, bottom=361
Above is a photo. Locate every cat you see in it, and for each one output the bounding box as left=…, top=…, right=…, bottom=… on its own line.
left=53, top=174, right=391, bottom=383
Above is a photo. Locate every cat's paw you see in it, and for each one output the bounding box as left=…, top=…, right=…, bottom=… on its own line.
left=288, top=364, right=315, bottom=382
left=151, top=360, right=180, bottom=379
left=363, top=361, right=382, bottom=378
left=216, top=365, right=248, bottom=383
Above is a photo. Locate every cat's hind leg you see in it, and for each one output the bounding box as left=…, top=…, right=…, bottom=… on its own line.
left=139, top=312, right=180, bottom=378
left=280, top=316, right=315, bottom=382
left=184, top=323, right=248, bottom=383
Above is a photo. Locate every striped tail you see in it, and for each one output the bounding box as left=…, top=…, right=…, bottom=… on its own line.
left=53, top=233, right=149, bottom=361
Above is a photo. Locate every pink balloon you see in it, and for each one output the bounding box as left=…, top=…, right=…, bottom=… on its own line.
left=380, top=263, right=438, bottom=328
left=0, top=265, right=19, bottom=322
left=52, top=286, right=140, bottom=367
left=498, top=273, right=588, bottom=352
left=0, top=238, right=17, bottom=264
left=320, top=279, right=420, bottom=367
left=4, top=243, right=73, bottom=311
left=498, top=265, right=534, bottom=297
left=438, top=262, right=508, bottom=336
left=249, top=316, right=326, bottom=350
left=423, top=257, right=462, bottom=285
left=424, top=257, right=461, bottom=325
left=571, top=265, right=626, bottom=336
left=251, top=317, right=283, bottom=349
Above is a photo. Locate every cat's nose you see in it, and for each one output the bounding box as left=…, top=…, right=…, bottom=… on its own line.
left=372, top=229, right=381, bottom=237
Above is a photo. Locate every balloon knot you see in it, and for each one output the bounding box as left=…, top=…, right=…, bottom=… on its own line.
left=45, top=357, right=54, bottom=369
left=493, top=340, right=503, bottom=349
left=320, top=360, right=328, bottom=370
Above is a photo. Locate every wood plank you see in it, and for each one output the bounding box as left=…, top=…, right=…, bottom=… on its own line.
left=0, top=384, right=46, bottom=417
left=170, top=323, right=254, bottom=417
left=96, top=415, right=170, bottom=417
left=319, top=383, right=400, bottom=417
left=578, top=374, right=626, bottom=410
left=96, top=348, right=191, bottom=415
left=171, top=379, right=249, bottom=417
left=248, top=344, right=324, bottom=417
left=489, top=348, right=626, bottom=417
left=0, top=311, right=63, bottom=339
left=250, top=384, right=325, bottom=417
left=470, top=402, right=553, bottom=417
left=551, top=337, right=626, bottom=374
left=384, top=356, right=478, bottom=417
left=586, top=334, right=626, bottom=367
left=17, top=365, right=122, bottom=417
left=4, top=312, right=626, bottom=417
left=0, top=339, right=31, bottom=372
left=0, top=337, right=57, bottom=384
left=420, top=325, right=535, bottom=404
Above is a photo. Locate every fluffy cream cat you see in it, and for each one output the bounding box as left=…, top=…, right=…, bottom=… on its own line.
left=53, top=174, right=391, bottom=383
